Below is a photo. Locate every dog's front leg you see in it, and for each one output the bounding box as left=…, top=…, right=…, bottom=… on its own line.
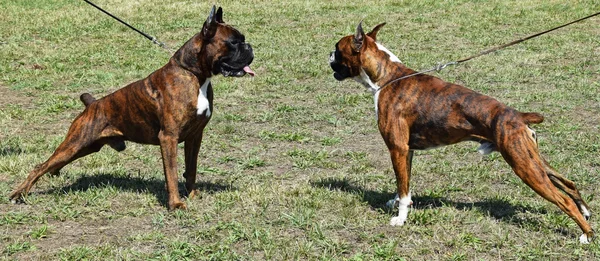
left=158, top=131, right=186, bottom=210
left=183, top=133, right=204, bottom=199
left=388, top=147, right=413, bottom=226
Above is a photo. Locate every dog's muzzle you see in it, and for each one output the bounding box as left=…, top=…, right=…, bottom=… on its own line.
left=329, top=51, right=350, bottom=81
left=218, top=43, right=255, bottom=77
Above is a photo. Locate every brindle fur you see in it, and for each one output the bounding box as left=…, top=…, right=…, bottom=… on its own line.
left=330, top=22, right=593, bottom=241
left=9, top=7, right=254, bottom=211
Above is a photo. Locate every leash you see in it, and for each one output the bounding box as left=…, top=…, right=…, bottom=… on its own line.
left=83, top=0, right=174, bottom=54
left=378, top=10, right=600, bottom=91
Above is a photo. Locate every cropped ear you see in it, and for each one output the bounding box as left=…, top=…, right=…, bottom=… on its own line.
left=367, top=22, right=386, bottom=41
left=353, top=21, right=365, bottom=53
left=216, top=7, right=224, bottom=23
left=202, top=5, right=218, bottom=39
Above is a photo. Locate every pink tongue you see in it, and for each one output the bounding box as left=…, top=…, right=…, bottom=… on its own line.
left=243, top=65, right=255, bottom=76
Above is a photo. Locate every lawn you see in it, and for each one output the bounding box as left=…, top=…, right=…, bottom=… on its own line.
left=1, top=0, right=600, bottom=260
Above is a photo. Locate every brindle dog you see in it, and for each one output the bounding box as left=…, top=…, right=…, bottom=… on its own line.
left=329, top=21, right=593, bottom=243
left=10, top=6, right=255, bottom=210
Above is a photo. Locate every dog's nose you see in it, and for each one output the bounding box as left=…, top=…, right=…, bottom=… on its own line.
left=244, top=43, right=252, bottom=51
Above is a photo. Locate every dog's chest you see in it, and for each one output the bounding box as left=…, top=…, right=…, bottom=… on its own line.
left=196, top=78, right=212, bottom=117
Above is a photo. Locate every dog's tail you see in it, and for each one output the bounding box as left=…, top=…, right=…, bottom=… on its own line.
left=80, top=93, right=96, bottom=107
left=521, top=112, right=544, bottom=125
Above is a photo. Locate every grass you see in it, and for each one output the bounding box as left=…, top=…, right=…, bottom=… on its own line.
left=1, top=0, right=600, bottom=259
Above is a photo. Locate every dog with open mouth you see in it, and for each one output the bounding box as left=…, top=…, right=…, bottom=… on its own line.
left=329, top=21, right=593, bottom=243
left=10, top=6, right=255, bottom=210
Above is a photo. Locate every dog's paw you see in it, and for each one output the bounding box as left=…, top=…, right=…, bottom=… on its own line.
left=9, top=196, right=25, bottom=204
left=390, top=216, right=406, bottom=226
left=186, top=189, right=200, bottom=200
left=580, top=233, right=592, bottom=244
left=8, top=191, right=25, bottom=204
left=168, top=201, right=187, bottom=211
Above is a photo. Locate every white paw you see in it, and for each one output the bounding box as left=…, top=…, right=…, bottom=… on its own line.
left=580, top=233, right=591, bottom=244
left=390, top=216, right=406, bottom=226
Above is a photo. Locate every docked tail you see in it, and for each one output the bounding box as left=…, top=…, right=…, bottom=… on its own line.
left=521, top=112, right=544, bottom=124
left=80, top=93, right=96, bottom=107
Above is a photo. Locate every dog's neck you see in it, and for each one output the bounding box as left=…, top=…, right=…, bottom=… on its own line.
left=172, top=33, right=213, bottom=78
left=354, top=42, right=413, bottom=93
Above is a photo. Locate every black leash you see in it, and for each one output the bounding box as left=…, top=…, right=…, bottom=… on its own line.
left=83, top=0, right=174, bottom=53
left=378, top=10, right=600, bottom=91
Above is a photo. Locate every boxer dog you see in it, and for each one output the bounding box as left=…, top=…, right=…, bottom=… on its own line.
left=329, top=21, right=594, bottom=243
left=9, top=6, right=255, bottom=211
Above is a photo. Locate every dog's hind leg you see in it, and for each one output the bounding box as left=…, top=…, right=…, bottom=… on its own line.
left=543, top=159, right=591, bottom=220
left=9, top=114, right=106, bottom=202
left=9, top=139, right=103, bottom=202
left=498, top=129, right=594, bottom=243
left=79, top=93, right=126, bottom=152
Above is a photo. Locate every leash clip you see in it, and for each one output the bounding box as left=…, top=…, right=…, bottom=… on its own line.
left=151, top=36, right=173, bottom=53
left=435, top=61, right=457, bottom=72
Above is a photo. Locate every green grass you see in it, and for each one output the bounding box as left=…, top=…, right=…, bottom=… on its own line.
left=1, top=0, right=600, bottom=259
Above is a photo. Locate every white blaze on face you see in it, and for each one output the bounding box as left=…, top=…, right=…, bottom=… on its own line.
left=197, top=78, right=211, bottom=117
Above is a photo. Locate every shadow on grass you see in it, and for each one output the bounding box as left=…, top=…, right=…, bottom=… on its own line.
left=42, top=173, right=235, bottom=208
left=0, top=145, right=25, bottom=156
left=311, top=177, right=548, bottom=229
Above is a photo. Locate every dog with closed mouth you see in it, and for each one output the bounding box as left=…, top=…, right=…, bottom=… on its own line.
left=9, top=6, right=255, bottom=210
left=329, top=21, right=593, bottom=243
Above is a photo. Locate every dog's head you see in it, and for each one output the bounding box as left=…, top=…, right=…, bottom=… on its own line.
left=329, top=22, right=387, bottom=81
left=176, top=6, right=255, bottom=77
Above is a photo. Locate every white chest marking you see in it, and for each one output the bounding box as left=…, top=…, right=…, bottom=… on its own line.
left=197, top=78, right=211, bottom=117
left=354, top=69, right=381, bottom=120
left=374, top=89, right=381, bottom=120
left=353, top=43, right=402, bottom=121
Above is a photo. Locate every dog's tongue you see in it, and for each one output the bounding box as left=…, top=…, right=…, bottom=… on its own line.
left=243, top=65, right=255, bottom=76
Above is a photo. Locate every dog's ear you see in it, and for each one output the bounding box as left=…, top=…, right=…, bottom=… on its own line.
left=367, top=22, right=386, bottom=41
left=216, top=7, right=224, bottom=23
left=353, top=21, right=365, bottom=53
left=202, top=5, right=218, bottom=39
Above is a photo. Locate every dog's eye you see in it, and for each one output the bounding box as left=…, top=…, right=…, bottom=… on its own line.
left=229, top=39, right=244, bottom=46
